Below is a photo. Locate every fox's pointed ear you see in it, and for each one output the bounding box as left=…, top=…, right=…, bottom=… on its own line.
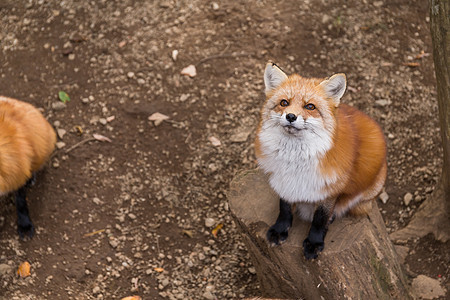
left=319, top=73, right=347, bottom=106
left=264, top=63, right=288, bottom=93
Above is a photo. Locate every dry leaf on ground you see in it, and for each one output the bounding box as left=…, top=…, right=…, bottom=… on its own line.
left=212, top=223, right=223, bottom=238
left=403, top=62, right=420, bottom=67
left=17, top=261, right=31, bottom=278
left=121, top=296, right=141, bottom=300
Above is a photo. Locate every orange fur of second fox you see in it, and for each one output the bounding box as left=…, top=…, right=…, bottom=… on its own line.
left=0, top=96, right=56, bottom=194
left=255, top=67, right=387, bottom=218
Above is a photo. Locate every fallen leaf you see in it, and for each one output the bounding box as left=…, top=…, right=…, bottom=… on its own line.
left=182, top=229, right=194, bottom=238
left=208, top=136, right=221, bottom=147
left=58, top=91, right=70, bottom=103
left=121, top=296, right=141, bottom=300
left=211, top=223, right=223, bottom=238
left=180, top=65, right=196, bottom=77
left=93, top=134, right=112, bottom=142
left=17, top=261, right=31, bottom=278
left=74, top=125, right=83, bottom=135
left=403, top=62, right=420, bottom=67
left=154, top=267, right=164, bottom=273
left=415, top=51, right=430, bottom=59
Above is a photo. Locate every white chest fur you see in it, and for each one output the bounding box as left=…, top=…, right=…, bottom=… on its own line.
left=257, top=125, right=335, bottom=203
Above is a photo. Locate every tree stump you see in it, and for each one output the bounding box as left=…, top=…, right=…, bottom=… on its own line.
left=229, top=169, right=412, bottom=299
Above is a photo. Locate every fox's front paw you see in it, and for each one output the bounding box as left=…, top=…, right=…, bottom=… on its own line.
left=17, top=218, right=34, bottom=240
left=266, top=223, right=290, bottom=245
left=303, top=237, right=324, bottom=260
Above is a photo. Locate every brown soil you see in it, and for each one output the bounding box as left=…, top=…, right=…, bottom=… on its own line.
left=0, top=0, right=448, bottom=299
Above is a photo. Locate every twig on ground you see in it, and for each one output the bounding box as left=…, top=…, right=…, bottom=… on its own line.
left=65, top=137, right=96, bottom=154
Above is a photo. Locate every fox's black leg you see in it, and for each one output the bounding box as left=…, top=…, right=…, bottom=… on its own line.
left=267, top=198, right=293, bottom=245
left=25, top=172, right=37, bottom=188
left=15, top=186, right=34, bottom=239
left=303, top=204, right=333, bottom=260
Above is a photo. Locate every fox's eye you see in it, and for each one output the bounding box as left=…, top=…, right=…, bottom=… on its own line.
left=280, top=99, right=289, bottom=107
left=304, top=103, right=316, bottom=110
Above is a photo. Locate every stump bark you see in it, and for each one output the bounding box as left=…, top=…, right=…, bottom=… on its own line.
left=229, top=169, right=411, bottom=299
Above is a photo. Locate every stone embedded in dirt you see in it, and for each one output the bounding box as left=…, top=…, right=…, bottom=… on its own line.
left=403, top=193, right=413, bottom=206
left=375, top=99, right=391, bottom=107
left=379, top=191, right=389, bottom=204
left=0, top=264, right=13, bottom=276
left=92, top=286, right=101, bottom=294
left=230, top=129, right=251, bottom=143
left=180, top=65, right=196, bottom=77
left=179, top=94, right=189, bottom=102
left=127, top=72, right=135, bottom=79
left=109, top=238, right=119, bottom=249
left=149, top=112, right=169, bottom=126
left=411, top=275, right=446, bottom=299
left=394, top=245, right=409, bottom=264
left=202, top=291, right=215, bottom=300
left=56, top=141, right=66, bottom=149
left=205, top=218, right=215, bottom=228
left=172, top=50, right=178, bottom=61
left=208, top=136, right=221, bottom=147
left=57, top=128, right=66, bottom=139
left=52, top=102, right=66, bottom=111
left=373, top=1, right=384, bottom=7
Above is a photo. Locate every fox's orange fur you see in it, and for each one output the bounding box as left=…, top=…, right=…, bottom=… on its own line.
left=255, top=65, right=386, bottom=220
left=0, top=96, right=56, bottom=194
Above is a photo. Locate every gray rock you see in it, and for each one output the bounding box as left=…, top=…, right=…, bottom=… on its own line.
left=52, top=102, right=66, bottom=111
left=0, top=264, right=12, bottom=276
left=57, top=128, right=66, bottom=139
left=412, top=275, right=446, bottom=299
left=56, top=141, right=66, bottom=149
left=205, top=218, right=215, bottom=228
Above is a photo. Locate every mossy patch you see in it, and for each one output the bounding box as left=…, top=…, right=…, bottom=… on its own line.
left=370, top=254, right=394, bottom=298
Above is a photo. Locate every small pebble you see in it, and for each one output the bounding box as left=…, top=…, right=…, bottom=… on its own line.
left=379, top=191, right=389, bottom=204
left=56, top=141, right=66, bottom=149
left=404, top=193, right=413, bottom=206
left=205, top=218, right=215, bottom=228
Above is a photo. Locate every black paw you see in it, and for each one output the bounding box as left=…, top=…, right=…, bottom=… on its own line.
left=267, top=223, right=290, bottom=245
left=303, top=237, right=324, bottom=260
left=17, top=218, right=35, bottom=240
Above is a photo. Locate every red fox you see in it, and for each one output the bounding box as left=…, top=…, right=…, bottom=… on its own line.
left=0, top=96, right=56, bottom=238
left=255, top=63, right=387, bottom=259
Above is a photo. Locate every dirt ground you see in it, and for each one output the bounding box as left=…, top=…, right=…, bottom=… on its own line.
left=0, top=0, right=448, bottom=299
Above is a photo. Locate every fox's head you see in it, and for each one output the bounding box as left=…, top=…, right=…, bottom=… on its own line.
left=260, top=62, right=346, bottom=154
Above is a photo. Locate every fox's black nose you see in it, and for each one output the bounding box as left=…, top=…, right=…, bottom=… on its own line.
left=286, top=113, right=297, bottom=123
